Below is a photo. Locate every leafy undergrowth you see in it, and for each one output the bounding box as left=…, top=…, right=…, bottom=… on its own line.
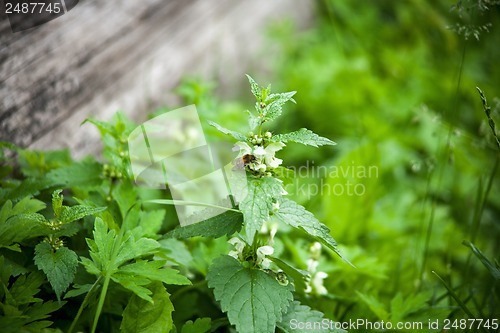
left=0, top=77, right=351, bottom=333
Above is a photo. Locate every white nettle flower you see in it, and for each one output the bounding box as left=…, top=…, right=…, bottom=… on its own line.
left=256, top=245, right=274, bottom=269
left=234, top=142, right=252, bottom=157
left=254, top=142, right=285, bottom=169
left=260, top=221, right=279, bottom=245
left=307, top=258, right=319, bottom=273
left=228, top=237, right=246, bottom=260
left=234, top=141, right=285, bottom=172
left=305, top=271, right=328, bottom=295
left=309, top=242, right=322, bottom=261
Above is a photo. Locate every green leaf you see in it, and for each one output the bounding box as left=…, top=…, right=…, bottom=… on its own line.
left=7, top=271, right=45, bottom=306
left=264, top=91, right=296, bottom=121
left=158, top=238, right=193, bottom=267
left=34, top=242, right=78, bottom=300
left=138, top=210, right=165, bottom=237
left=82, top=118, right=116, bottom=136
left=246, top=74, right=262, bottom=101
left=389, top=292, right=431, bottom=321
left=356, top=291, right=389, bottom=321
left=0, top=300, right=64, bottom=332
left=278, top=301, right=346, bottom=333
left=46, top=159, right=103, bottom=188
left=273, top=128, right=336, bottom=147
left=116, top=260, right=190, bottom=287
left=165, top=210, right=243, bottom=239
left=0, top=198, right=48, bottom=249
left=268, top=256, right=309, bottom=292
left=463, top=240, right=500, bottom=280
left=274, top=199, right=350, bottom=265
left=64, top=283, right=95, bottom=298
left=82, top=218, right=189, bottom=303
left=208, top=120, right=247, bottom=141
left=121, top=281, right=174, bottom=333
left=2, top=178, right=55, bottom=201
left=207, top=255, right=293, bottom=333
left=59, top=205, right=106, bottom=224
left=239, top=177, right=284, bottom=243
left=181, top=318, right=211, bottom=333
left=51, top=190, right=63, bottom=218
left=113, top=234, right=161, bottom=268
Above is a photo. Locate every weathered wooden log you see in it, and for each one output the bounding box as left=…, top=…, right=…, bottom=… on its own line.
left=0, top=0, right=312, bottom=158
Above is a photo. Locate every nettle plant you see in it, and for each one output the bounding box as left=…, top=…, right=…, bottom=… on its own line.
left=201, top=75, right=350, bottom=332
left=0, top=76, right=347, bottom=333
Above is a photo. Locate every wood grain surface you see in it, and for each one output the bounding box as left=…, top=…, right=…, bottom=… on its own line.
left=0, top=0, right=312, bottom=158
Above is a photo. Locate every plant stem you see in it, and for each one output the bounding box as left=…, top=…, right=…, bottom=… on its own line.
left=432, top=271, right=489, bottom=333
left=91, top=273, right=111, bottom=333
left=67, top=277, right=102, bottom=333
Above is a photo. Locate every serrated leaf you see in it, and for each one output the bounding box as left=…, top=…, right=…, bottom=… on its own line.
left=265, top=91, right=296, bottom=121
left=0, top=211, right=47, bottom=250
left=82, top=218, right=189, bottom=303
left=114, top=234, right=160, bottom=268
left=239, top=177, right=284, bottom=243
left=181, top=318, right=211, bottom=333
left=46, top=159, right=103, bottom=188
left=59, top=205, right=106, bottom=224
left=111, top=273, right=153, bottom=302
left=34, top=243, right=78, bottom=300
left=207, top=255, right=293, bottom=333
left=274, top=199, right=350, bottom=265
left=121, top=281, right=174, bottom=333
left=273, top=128, right=336, bottom=147
left=117, top=260, right=190, bottom=286
left=165, top=210, right=243, bottom=239
left=23, top=299, right=65, bottom=322
left=208, top=121, right=247, bottom=141
left=278, top=301, right=346, bottom=333
left=8, top=271, right=45, bottom=306
left=82, top=118, right=116, bottom=136
left=3, top=178, right=55, bottom=201
left=246, top=74, right=262, bottom=101
left=0, top=299, right=65, bottom=332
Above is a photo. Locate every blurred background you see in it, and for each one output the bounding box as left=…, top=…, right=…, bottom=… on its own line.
left=2, top=0, right=500, bottom=330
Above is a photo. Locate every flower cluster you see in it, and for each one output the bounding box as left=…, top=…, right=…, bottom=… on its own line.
left=228, top=237, right=274, bottom=269
left=233, top=132, right=285, bottom=175
left=305, top=242, right=329, bottom=296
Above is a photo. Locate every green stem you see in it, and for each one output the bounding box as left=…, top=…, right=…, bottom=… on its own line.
left=67, top=277, right=102, bottom=333
left=144, top=199, right=240, bottom=213
left=91, top=273, right=111, bottom=333
left=90, top=215, right=127, bottom=333
left=432, top=271, right=489, bottom=333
